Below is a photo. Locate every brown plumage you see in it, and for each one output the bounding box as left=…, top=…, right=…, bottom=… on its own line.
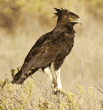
left=11, top=8, right=82, bottom=88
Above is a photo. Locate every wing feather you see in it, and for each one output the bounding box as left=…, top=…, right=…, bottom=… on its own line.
left=21, top=31, right=72, bottom=73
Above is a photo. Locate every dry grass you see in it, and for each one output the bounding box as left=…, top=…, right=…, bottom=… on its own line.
left=0, top=77, right=95, bottom=110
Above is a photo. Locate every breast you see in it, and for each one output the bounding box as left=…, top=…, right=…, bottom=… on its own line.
left=64, top=32, right=75, bottom=55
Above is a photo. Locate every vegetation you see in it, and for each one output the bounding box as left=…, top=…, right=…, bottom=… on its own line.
left=0, top=0, right=103, bottom=35
left=0, top=70, right=95, bottom=110
left=84, top=0, right=103, bottom=19
left=0, top=69, right=101, bottom=110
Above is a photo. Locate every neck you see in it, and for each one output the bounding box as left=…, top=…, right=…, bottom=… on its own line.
left=55, top=22, right=74, bottom=33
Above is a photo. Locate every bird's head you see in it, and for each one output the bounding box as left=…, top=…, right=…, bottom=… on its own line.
left=54, top=8, right=82, bottom=26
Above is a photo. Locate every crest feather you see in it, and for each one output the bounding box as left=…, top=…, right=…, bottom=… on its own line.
left=53, top=8, right=69, bottom=18
left=54, top=8, right=62, bottom=16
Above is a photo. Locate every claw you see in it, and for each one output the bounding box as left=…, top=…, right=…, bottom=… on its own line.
left=52, top=88, right=66, bottom=96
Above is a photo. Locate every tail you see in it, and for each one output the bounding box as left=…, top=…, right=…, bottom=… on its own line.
left=11, top=68, right=38, bottom=84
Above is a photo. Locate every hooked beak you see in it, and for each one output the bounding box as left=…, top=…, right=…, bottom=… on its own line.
left=77, top=18, right=82, bottom=25
left=70, top=18, right=82, bottom=25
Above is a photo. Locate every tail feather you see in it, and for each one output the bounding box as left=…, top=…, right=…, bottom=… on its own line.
left=11, top=69, right=24, bottom=84
left=11, top=68, right=38, bottom=84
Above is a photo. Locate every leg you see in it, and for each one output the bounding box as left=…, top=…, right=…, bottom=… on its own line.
left=44, top=67, right=52, bottom=80
left=52, top=58, right=65, bottom=89
left=55, top=68, right=62, bottom=89
left=44, top=65, right=61, bottom=89
left=51, top=63, right=62, bottom=89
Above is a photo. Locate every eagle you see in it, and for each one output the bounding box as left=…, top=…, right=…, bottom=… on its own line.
left=11, top=8, right=82, bottom=89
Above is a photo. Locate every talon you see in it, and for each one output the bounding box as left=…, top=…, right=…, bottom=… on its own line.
left=52, top=88, right=62, bottom=95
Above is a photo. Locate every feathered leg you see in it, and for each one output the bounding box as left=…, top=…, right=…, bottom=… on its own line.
left=55, top=68, right=62, bottom=89
left=51, top=63, right=62, bottom=89
left=44, top=66, right=58, bottom=88
left=44, top=67, right=52, bottom=80
left=52, top=58, right=65, bottom=89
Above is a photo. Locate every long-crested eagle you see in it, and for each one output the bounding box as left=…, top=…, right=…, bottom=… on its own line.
left=11, top=8, right=82, bottom=89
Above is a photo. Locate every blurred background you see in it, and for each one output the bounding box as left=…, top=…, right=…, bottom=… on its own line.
left=0, top=0, right=103, bottom=109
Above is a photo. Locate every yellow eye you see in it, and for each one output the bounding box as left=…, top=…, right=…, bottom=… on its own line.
left=69, top=17, right=72, bottom=20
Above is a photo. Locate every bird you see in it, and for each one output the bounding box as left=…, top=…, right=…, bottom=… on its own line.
left=11, top=8, right=82, bottom=89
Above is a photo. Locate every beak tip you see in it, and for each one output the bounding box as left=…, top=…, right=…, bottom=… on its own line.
left=80, top=22, right=82, bottom=26
left=78, top=19, right=82, bottom=25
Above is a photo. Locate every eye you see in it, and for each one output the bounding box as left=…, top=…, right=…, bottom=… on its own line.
left=69, top=17, right=72, bottom=20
